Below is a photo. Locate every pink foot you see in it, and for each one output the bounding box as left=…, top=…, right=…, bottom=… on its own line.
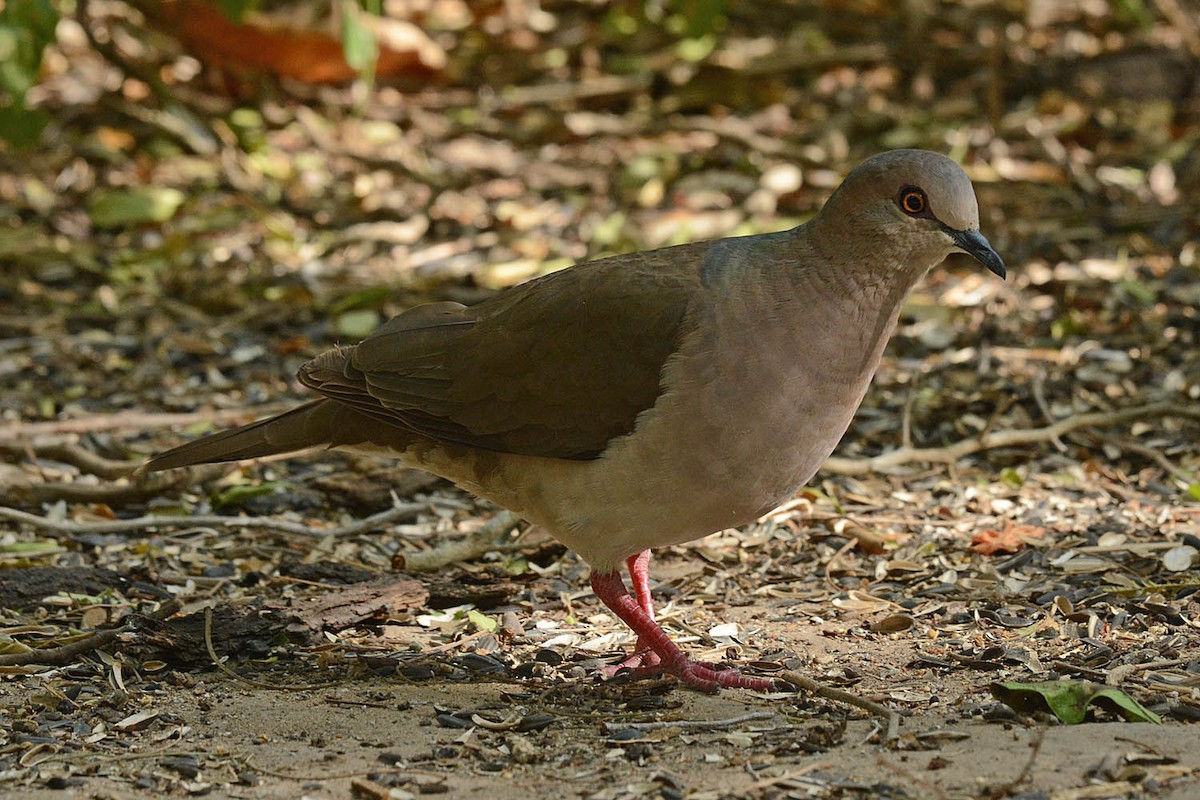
left=591, top=564, right=783, bottom=694
left=600, top=646, right=662, bottom=677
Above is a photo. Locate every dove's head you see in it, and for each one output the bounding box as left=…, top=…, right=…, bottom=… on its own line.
left=817, top=149, right=1005, bottom=280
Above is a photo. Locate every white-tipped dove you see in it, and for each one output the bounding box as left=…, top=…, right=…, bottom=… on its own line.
left=141, top=149, right=1005, bottom=692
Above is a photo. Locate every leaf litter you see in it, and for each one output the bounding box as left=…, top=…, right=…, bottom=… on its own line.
left=1, top=0, right=1199, bottom=797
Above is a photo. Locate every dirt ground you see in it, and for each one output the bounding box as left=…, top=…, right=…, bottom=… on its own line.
left=2, top=1, right=1200, bottom=798
left=2, top=594, right=1199, bottom=800
left=3, top=522, right=1200, bottom=800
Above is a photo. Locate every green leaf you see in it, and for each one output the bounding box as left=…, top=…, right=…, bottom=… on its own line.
left=0, top=103, right=48, bottom=148
left=87, top=188, right=185, bottom=228
left=1119, top=277, right=1157, bottom=306
left=603, top=9, right=639, bottom=37
left=336, top=309, right=380, bottom=339
left=670, top=0, right=727, bottom=38
left=1186, top=483, right=1200, bottom=502
left=217, top=0, right=261, bottom=22
left=0, top=635, right=34, bottom=656
left=999, top=467, right=1024, bottom=488
left=467, top=609, right=497, bottom=632
left=589, top=211, right=628, bottom=249
left=1051, top=311, right=1089, bottom=340
left=0, top=0, right=58, bottom=81
left=0, top=0, right=57, bottom=147
left=0, top=0, right=57, bottom=101
left=212, top=481, right=287, bottom=509
left=1112, top=0, right=1155, bottom=29
left=329, top=286, right=391, bottom=314
left=341, top=2, right=378, bottom=76
left=503, top=557, right=529, bottom=576
left=990, top=680, right=1162, bottom=725
left=0, top=541, right=65, bottom=556
left=676, top=35, right=715, bottom=63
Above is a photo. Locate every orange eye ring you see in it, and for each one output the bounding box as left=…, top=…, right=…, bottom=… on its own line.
left=901, top=190, right=927, bottom=215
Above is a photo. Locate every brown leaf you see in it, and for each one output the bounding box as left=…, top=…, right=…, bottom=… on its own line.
left=970, top=524, right=1046, bottom=555
left=289, top=577, right=428, bottom=632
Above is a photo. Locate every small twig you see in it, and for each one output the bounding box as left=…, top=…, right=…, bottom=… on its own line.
left=0, top=441, right=136, bottom=479
left=470, top=711, right=523, bottom=731
left=1092, top=433, right=1194, bottom=483
left=77, top=0, right=219, bottom=155
left=741, top=764, right=828, bottom=792
left=3, top=465, right=231, bottom=507
left=43, top=748, right=211, bottom=767
left=0, top=405, right=295, bottom=439
left=407, top=629, right=490, bottom=656
left=978, top=393, right=1019, bottom=442
left=713, top=41, right=889, bottom=75
left=823, top=537, right=859, bottom=589
left=0, top=600, right=180, bottom=667
left=822, top=401, right=1200, bottom=475
left=779, top=670, right=899, bottom=742
left=601, top=711, right=775, bottom=733
left=243, top=758, right=444, bottom=783
left=397, top=510, right=525, bottom=572
left=494, top=73, right=652, bottom=110
left=1050, top=660, right=1110, bottom=681
left=1153, top=0, right=1200, bottom=58
left=0, top=502, right=423, bottom=539
left=982, top=728, right=1045, bottom=800
left=1031, top=372, right=1067, bottom=452
left=1105, top=658, right=1187, bottom=687
left=666, top=115, right=806, bottom=159
left=202, top=607, right=340, bottom=691
left=900, top=381, right=916, bottom=450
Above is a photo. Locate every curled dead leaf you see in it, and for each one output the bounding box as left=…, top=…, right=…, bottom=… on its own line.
left=970, top=524, right=1046, bottom=555
left=870, top=613, right=915, bottom=634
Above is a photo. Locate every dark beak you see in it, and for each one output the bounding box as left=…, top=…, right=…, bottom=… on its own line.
left=947, top=227, right=1006, bottom=279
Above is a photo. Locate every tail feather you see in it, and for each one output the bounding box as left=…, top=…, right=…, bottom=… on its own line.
left=137, top=400, right=405, bottom=474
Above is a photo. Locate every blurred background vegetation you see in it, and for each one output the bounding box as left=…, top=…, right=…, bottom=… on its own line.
left=1, top=8, right=1199, bottom=791
left=0, top=0, right=1197, bottom=446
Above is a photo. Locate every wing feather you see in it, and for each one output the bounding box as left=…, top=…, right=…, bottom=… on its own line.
left=298, top=242, right=713, bottom=459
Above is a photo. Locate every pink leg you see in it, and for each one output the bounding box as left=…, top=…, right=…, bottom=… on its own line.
left=600, top=552, right=660, bottom=674
left=602, top=552, right=662, bottom=673
left=627, top=551, right=654, bottom=619
left=591, top=570, right=780, bottom=693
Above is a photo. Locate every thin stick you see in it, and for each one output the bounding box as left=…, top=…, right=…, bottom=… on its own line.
left=1031, top=372, right=1067, bottom=452
left=244, top=758, right=445, bottom=783
left=0, top=502, right=422, bottom=539
left=823, top=537, right=859, bottom=589
left=0, top=601, right=180, bottom=667
left=397, top=510, right=525, bottom=571
left=822, top=401, right=1200, bottom=475
left=1094, top=433, right=1194, bottom=483
left=779, top=670, right=899, bottom=742
left=982, top=728, right=1046, bottom=800
left=0, top=405, right=294, bottom=440
left=202, top=607, right=341, bottom=691
left=742, top=763, right=828, bottom=792
left=900, top=382, right=916, bottom=450
left=1153, top=0, right=1200, bottom=58
left=4, top=465, right=231, bottom=506
left=601, top=711, right=775, bottom=732
left=1105, top=658, right=1187, bottom=687
left=0, top=441, right=136, bottom=479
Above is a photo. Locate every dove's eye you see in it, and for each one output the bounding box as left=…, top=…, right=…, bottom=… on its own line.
left=898, top=187, right=928, bottom=216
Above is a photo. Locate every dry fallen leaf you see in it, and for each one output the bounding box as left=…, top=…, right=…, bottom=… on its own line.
left=970, top=524, right=1046, bottom=555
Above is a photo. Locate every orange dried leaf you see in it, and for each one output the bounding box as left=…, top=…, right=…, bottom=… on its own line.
left=970, top=524, right=1046, bottom=555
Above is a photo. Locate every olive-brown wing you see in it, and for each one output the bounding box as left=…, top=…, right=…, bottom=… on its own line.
left=298, top=242, right=711, bottom=460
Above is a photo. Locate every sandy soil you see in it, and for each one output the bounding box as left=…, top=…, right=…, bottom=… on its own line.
left=3, top=593, right=1197, bottom=800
